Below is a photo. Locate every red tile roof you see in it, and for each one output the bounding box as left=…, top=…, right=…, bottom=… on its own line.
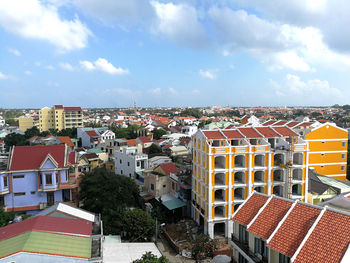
left=10, top=145, right=66, bottom=171
left=162, top=144, right=172, bottom=150
left=221, top=129, right=245, bottom=139
left=262, top=120, right=277, bottom=126
left=137, top=136, right=152, bottom=143
left=68, top=151, right=77, bottom=165
left=85, top=130, right=99, bottom=137
left=202, top=130, right=225, bottom=139
left=127, top=139, right=137, bottom=146
left=273, top=120, right=288, bottom=126
left=158, top=162, right=179, bottom=176
left=248, top=198, right=293, bottom=239
left=272, top=126, right=299, bottom=137
left=268, top=203, right=321, bottom=257
left=294, top=122, right=313, bottom=128
left=294, top=210, right=350, bottom=263
left=255, top=127, right=281, bottom=138
left=286, top=121, right=300, bottom=128
left=180, top=138, right=191, bottom=146
left=58, top=136, right=74, bottom=147
left=53, top=104, right=64, bottom=109
left=0, top=216, right=92, bottom=242
left=237, top=127, right=263, bottom=138
left=232, top=194, right=268, bottom=226
left=63, top=106, right=82, bottom=111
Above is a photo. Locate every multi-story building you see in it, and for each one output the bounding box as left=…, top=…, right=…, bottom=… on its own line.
left=18, top=116, right=38, bottom=131
left=114, top=146, right=148, bottom=180
left=0, top=144, right=79, bottom=213
left=192, top=126, right=308, bottom=238
left=38, top=105, right=83, bottom=132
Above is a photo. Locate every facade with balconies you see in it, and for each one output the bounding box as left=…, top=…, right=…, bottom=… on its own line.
left=192, top=126, right=308, bottom=239
left=0, top=144, right=79, bottom=214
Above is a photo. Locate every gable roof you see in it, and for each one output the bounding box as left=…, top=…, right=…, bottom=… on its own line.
left=202, top=130, right=225, bottom=139
left=58, top=136, right=74, bottom=147
left=293, top=209, right=350, bottom=263
left=232, top=193, right=268, bottom=226
left=255, top=127, right=281, bottom=138
left=221, top=129, right=245, bottom=139
left=10, top=144, right=66, bottom=171
left=237, top=127, right=263, bottom=138
left=137, top=136, right=152, bottom=143
left=158, top=162, right=179, bottom=176
left=248, top=198, right=293, bottom=239
left=267, top=203, right=321, bottom=257
left=272, top=126, right=299, bottom=137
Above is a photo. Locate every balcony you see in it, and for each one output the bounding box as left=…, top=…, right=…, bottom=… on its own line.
left=230, top=235, right=267, bottom=263
left=59, top=173, right=80, bottom=190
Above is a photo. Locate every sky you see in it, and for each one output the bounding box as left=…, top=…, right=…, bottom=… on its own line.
left=1, top=0, right=350, bottom=108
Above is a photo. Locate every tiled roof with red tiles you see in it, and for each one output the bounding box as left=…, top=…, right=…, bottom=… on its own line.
left=58, top=136, right=74, bottom=147
left=68, top=151, right=77, bottom=165
left=28, top=136, right=38, bottom=142
left=248, top=198, right=293, bottom=239
left=180, top=138, right=191, bottom=146
left=273, top=120, right=288, bottom=126
left=0, top=216, right=92, bottom=242
left=10, top=144, right=66, bottom=171
left=224, top=124, right=236, bottom=129
left=83, top=153, right=99, bottom=161
left=237, top=127, right=263, bottom=138
left=137, top=136, right=152, bottom=143
left=162, top=144, right=173, bottom=150
left=63, top=106, right=82, bottom=111
left=158, top=162, right=179, bottom=176
left=221, top=129, right=245, bottom=139
left=53, top=104, right=64, bottom=109
left=241, top=115, right=250, bottom=122
left=262, top=120, right=277, bottom=126
left=255, top=127, right=281, bottom=138
left=272, top=126, right=299, bottom=137
left=294, top=122, right=313, bottom=128
left=293, top=210, right=350, bottom=263
left=286, top=121, right=300, bottom=128
left=232, top=193, right=268, bottom=226
left=268, top=203, right=321, bottom=257
left=202, top=130, right=225, bottom=139
left=85, top=130, right=99, bottom=137
left=127, top=139, right=137, bottom=146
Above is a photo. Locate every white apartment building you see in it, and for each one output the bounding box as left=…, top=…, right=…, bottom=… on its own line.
left=114, top=147, right=148, bottom=180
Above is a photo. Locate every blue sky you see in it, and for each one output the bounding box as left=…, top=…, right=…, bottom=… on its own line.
left=1, top=0, right=350, bottom=108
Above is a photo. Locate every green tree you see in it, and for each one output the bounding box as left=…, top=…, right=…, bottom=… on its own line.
left=5, top=119, right=18, bottom=126
left=24, top=126, right=40, bottom=139
left=4, top=133, right=27, bottom=149
left=148, top=144, right=162, bottom=155
left=133, top=252, right=169, bottom=263
left=0, top=208, right=15, bottom=227
left=79, top=167, right=140, bottom=234
left=181, top=108, right=202, bottom=119
left=57, top=128, right=77, bottom=138
left=123, top=209, right=155, bottom=241
left=153, top=128, right=166, bottom=140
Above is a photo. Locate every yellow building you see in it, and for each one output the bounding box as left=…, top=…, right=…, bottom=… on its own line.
left=38, top=105, right=83, bottom=132
left=305, top=123, right=348, bottom=181
left=192, top=126, right=308, bottom=238
left=18, top=116, right=38, bottom=131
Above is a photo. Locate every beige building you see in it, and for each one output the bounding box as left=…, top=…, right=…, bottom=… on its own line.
left=38, top=105, right=83, bottom=132
left=18, top=116, right=38, bottom=131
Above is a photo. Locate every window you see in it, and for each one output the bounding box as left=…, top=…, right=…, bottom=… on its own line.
left=163, top=184, right=166, bottom=188
left=341, top=165, right=345, bottom=171
left=3, top=176, right=8, bottom=188
left=31, top=191, right=36, bottom=195
left=39, top=174, right=43, bottom=185
left=151, top=184, right=155, bottom=190
left=14, top=192, right=25, bottom=196
left=56, top=173, right=59, bottom=184
left=120, top=160, right=122, bottom=164
left=342, top=141, right=346, bottom=147
left=279, top=254, right=290, bottom=263
left=13, top=175, right=24, bottom=179
left=121, top=170, right=123, bottom=175
left=172, top=182, right=175, bottom=190
left=45, top=174, right=52, bottom=185
left=322, top=141, right=325, bottom=144
left=321, top=165, right=324, bottom=168
left=239, top=225, right=248, bottom=244
left=254, top=238, right=268, bottom=260
left=321, top=153, right=325, bottom=156
left=342, top=154, right=346, bottom=159
left=128, top=162, right=130, bottom=167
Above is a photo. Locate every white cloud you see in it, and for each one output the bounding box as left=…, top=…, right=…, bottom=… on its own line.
left=35, top=61, right=41, bottom=66
left=80, top=58, right=129, bottom=75
left=45, top=65, right=55, bottom=70
left=151, top=1, right=208, bottom=48
left=0, top=0, right=92, bottom=52
left=0, top=72, right=11, bottom=80
left=150, top=88, right=161, bottom=94
left=199, top=69, right=216, bottom=80
left=168, top=88, right=176, bottom=94
left=47, top=81, right=59, bottom=87
left=24, top=70, right=32, bottom=75
left=59, top=62, right=74, bottom=71
left=8, top=48, right=21, bottom=56
left=271, top=74, right=342, bottom=104
left=192, top=89, right=200, bottom=94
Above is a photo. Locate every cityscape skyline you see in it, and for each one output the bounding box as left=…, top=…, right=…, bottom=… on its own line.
left=1, top=0, right=350, bottom=108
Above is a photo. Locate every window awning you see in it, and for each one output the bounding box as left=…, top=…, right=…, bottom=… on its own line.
left=162, top=198, right=186, bottom=210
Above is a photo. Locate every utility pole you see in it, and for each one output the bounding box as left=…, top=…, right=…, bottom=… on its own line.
left=155, top=218, right=158, bottom=244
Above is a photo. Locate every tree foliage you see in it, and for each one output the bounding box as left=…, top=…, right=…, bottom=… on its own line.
left=181, top=108, right=202, bottom=119
left=133, top=252, right=169, bottom=263
left=148, top=144, right=162, bottom=155
left=24, top=126, right=40, bottom=139
left=79, top=167, right=141, bottom=234
left=4, top=133, right=27, bottom=149
left=123, top=209, right=155, bottom=242
left=111, top=125, right=142, bottom=139
left=0, top=208, right=15, bottom=227
left=153, top=128, right=166, bottom=140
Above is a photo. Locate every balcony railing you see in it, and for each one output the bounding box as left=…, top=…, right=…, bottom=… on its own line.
left=231, top=235, right=267, bottom=263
